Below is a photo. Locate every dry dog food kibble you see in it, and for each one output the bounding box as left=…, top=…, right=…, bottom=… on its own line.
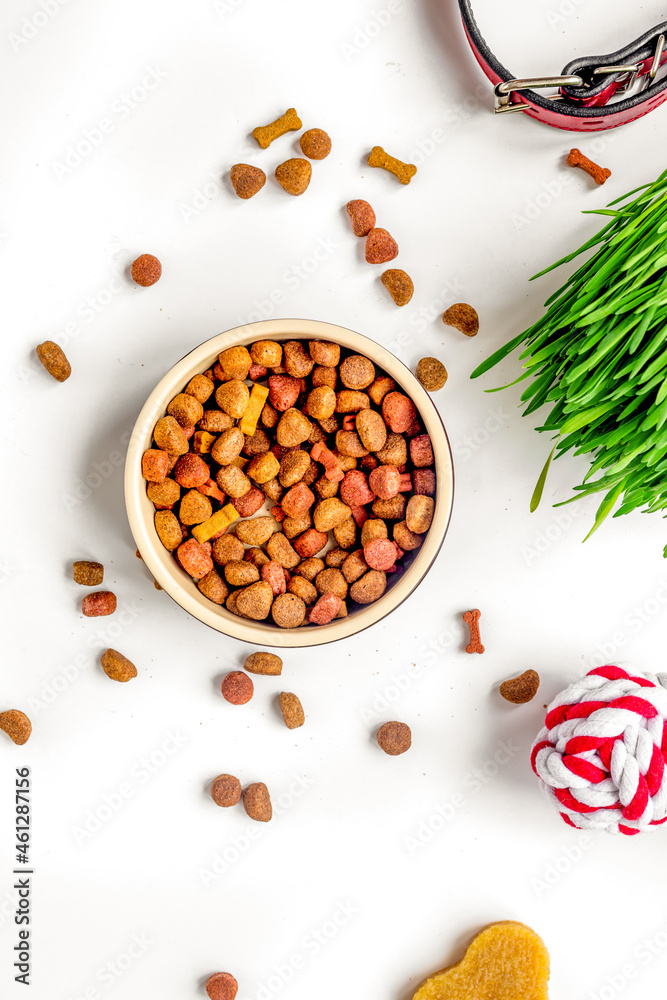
left=567, top=147, right=611, bottom=185
left=442, top=302, right=479, bottom=337
left=279, top=692, right=305, bottom=729
left=210, top=774, right=243, bottom=807
left=0, top=710, right=32, bottom=745
left=143, top=337, right=437, bottom=627
left=367, top=145, right=417, bottom=185
left=221, top=671, right=254, bottom=704
left=377, top=720, right=411, bottom=755
left=36, top=340, right=71, bottom=381
left=73, top=561, right=104, bottom=586
left=300, top=128, right=331, bottom=159
left=275, top=158, right=312, bottom=195
left=381, top=269, right=414, bottom=306
left=230, top=164, right=266, bottom=199
left=100, top=649, right=137, bottom=682
left=416, top=357, right=448, bottom=392
left=131, top=253, right=161, bottom=286
left=252, top=107, right=302, bottom=148
left=244, top=651, right=283, bottom=675
left=243, top=781, right=272, bottom=822
left=82, top=591, right=117, bottom=617
left=500, top=669, right=540, bottom=704
left=365, top=228, right=399, bottom=264
left=205, top=971, right=239, bottom=1000
left=346, top=199, right=376, bottom=237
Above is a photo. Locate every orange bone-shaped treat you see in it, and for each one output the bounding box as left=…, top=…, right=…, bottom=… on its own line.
left=463, top=608, right=484, bottom=653
left=411, top=922, right=550, bottom=1000
left=566, top=147, right=611, bottom=185
left=252, top=108, right=302, bottom=149
left=367, top=145, right=417, bottom=185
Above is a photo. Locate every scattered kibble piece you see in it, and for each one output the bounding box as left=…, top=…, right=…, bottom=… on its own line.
left=72, top=560, right=104, bottom=586
left=442, top=302, right=479, bottom=337
left=381, top=269, right=413, bottom=306
left=411, top=921, right=550, bottom=1000
left=131, top=253, right=162, bottom=287
left=377, top=720, right=411, bottom=755
left=463, top=609, right=484, bottom=654
left=221, top=671, right=254, bottom=705
left=243, top=781, right=272, bottom=822
left=346, top=199, right=376, bottom=237
left=0, top=710, right=32, bottom=745
left=567, top=147, right=611, bottom=185
left=279, top=692, right=305, bottom=729
left=230, top=163, right=266, bottom=199
left=210, top=774, right=242, bottom=807
left=500, top=669, right=540, bottom=704
left=365, top=228, right=398, bottom=264
left=205, top=971, right=239, bottom=1000
left=416, top=357, right=448, bottom=391
left=244, top=652, right=283, bottom=675
left=300, top=128, right=331, bottom=159
left=367, top=145, right=417, bottom=185
left=100, top=649, right=137, bottom=683
left=82, top=591, right=117, bottom=617
left=252, top=108, right=302, bottom=148
left=36, top=341, right=71, bottom=382
left=275, top=158, right=312, bottom=195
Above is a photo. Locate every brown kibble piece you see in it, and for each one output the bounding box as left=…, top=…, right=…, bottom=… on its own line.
left=340, top=354, right=375, bottom=390
left=72, top=561, right=104, bottom=586
left=243, top=781, right=272, bottom=822
left=230, top=163, right=266, bottom=199
left=82, top=591, right=117, bottom=617
left=416, top=357, right=448, bottom=391
left=377, top=720, right=411, bottom=755
left=131, top=253, right=162, bottom=286
left=367, top=145, right=417, bottom=185
left=381, top=269, right=414, bottom=306
left=236, top=581, right=274, bottom=620
left=406, top=494, right=434, bottom=534
left=365, top=228, right=399, bottom=264
left=300, top=128, right=331, bottom=159
left=36, top=341, right=71, bottom=381
left=463, top=609, right=484, bottom=654
left=349, top=569, right=386, bottom=604
left=346, top=199, right=376, bottom=237
left=0, top=710, right=31, bottom=745
left=272, top=592, right=306, bottom=628
left=244, top=652, right=283, bottom=676
left=442, top=302, right=479, bottom=337
left=155, top=510, right=183, bottom=551
left=101, top=649, right=137, bottom=683
left=275, top=158, right=312, bottom=196
left=252, top=107, right=302, bottom=148
left=153, top=415, right=189, bottom=455
left=279, top=692, right=305, bottom=729
left=205, top=971, right=239, bottom=1000
left=500, top=669, right=540, bottom=704
left=309, top=340, right=340, bottom=366
left=210, top=775, right=242, bottom=808
left=567, top=147, right=611, bottom=185
left=221, top=671, right=254, bottom=705
left=198, top=570, right=229, bottom=604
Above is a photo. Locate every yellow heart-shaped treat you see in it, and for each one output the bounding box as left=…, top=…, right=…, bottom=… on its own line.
left=412, top=921, right=549, bottom=1000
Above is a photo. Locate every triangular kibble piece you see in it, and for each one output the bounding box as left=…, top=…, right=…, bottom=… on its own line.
left=412, top=921, right=549, bottom=1000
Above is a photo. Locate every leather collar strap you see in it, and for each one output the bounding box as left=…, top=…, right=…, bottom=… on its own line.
left=459, top=0, right=667, bottom=130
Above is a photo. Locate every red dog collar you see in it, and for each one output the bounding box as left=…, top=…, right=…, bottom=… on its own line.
left=459, top=1, right=667, bottom=130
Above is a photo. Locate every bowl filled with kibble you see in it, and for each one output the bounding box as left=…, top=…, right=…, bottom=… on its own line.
left=125, top=319, right=453, bottom=646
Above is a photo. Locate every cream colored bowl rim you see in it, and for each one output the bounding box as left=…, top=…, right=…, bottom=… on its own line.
left=124, top=319, right=454, bottom=647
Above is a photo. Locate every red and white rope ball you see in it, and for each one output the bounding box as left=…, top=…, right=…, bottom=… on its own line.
left=531, top=665, right=667, bottom=836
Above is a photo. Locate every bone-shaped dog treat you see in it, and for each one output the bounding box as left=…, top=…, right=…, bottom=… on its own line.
left=367, top=145, right=417, bottom=185
left=252, top=108, right=302, bottom=149
left=463, top=609, right=484, bottom=654
left=566, top=148, right=611, bottom=185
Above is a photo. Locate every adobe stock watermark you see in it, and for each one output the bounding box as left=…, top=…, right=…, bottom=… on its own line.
left=521, top=502, right=587, bottom=564
left=405, top=83, right=490, bottom=168
left=587, top=919, right=667, bottom=1000
left=450, top=407, right=510, bottom=463
left=64, top=932, right=153, bottom=999
left=403, top=738, right=521, bottom=854
left=199, top=774, right=315, bottom=887
left=545, top=0, right=589, bottom=28
left=61, top=430, right=131, bottom=512
left=70, top=731, right=189, bottom=846
left=8, top=0, right=72, bottom=53
left=339, top=0, right=403, bottom=63
left=390, top=274, right=467, bottom=357
left=531, top=833, right=594, bottom=896
left=179, top=172, right=225, bottom=223
left=584, top=578, right=667, bottom=671
left=212, top=0, right=248, bottom=16
left=241, top=900, right=359, bottom=1000
left=51, top=66, right=167, bottom=179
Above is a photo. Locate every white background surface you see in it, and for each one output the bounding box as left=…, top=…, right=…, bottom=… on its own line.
left=2, top=2, right=667, bottom=999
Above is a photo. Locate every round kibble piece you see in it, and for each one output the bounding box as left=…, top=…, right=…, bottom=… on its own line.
left=300, top=128, right=331, bottom=159
left=349, top=570, right=386, bottom=604
left=363, top=538, right=398, bottom=571
left=198, top=570, right=229, bottom=604
left=377, top=721, right=411, bottom=755
left=275, top=158, right=312, bottom=195
left=82, top=591, right=117, bottom=617
left=442, top=302, right=479, bottom=337
left=365, top=228, right=398, bottom=264
left=499, top=669, right=540, bottom=704
left=36, top=340, right=71, bottom=381
left=206, top=972, right=239, bottom=1000
left=244, top=652, right=283, bottom=675
left=340, top=354, right=375, bottom=390
left=131, top=253, right=162, bottom=286
left=212, top=535, right=244, bottom=565
left=147, top=478, right=180, bottom=509
left=279, top=692, right=305, bottom=728
left=100, top=649, right=137, bottom=682
left=416, top=357, right=448, bottom=391
left=0, top=710, right=32, bottom=745
left=230, top=163, right=266, bottom=199
left=309, top=340, right=340, bottom=366
left=243, top=781, right=272, bottom=822
left=346, top=199, right=376, bottom=237
left=221, top=671, right=254, bottom=705
left=272, top=593, right=306, bottom=628
left=210, top=774, right=242, bottom=808
left=72, top=560, right=104, bottom=586
left=381, top=269, right=414, bottom=306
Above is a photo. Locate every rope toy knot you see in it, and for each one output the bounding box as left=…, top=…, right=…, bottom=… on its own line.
left=531, top=665, right=667, bottom=835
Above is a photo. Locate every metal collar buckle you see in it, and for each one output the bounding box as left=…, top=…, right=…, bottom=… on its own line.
left=494, top=75, right=583, bottom=114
